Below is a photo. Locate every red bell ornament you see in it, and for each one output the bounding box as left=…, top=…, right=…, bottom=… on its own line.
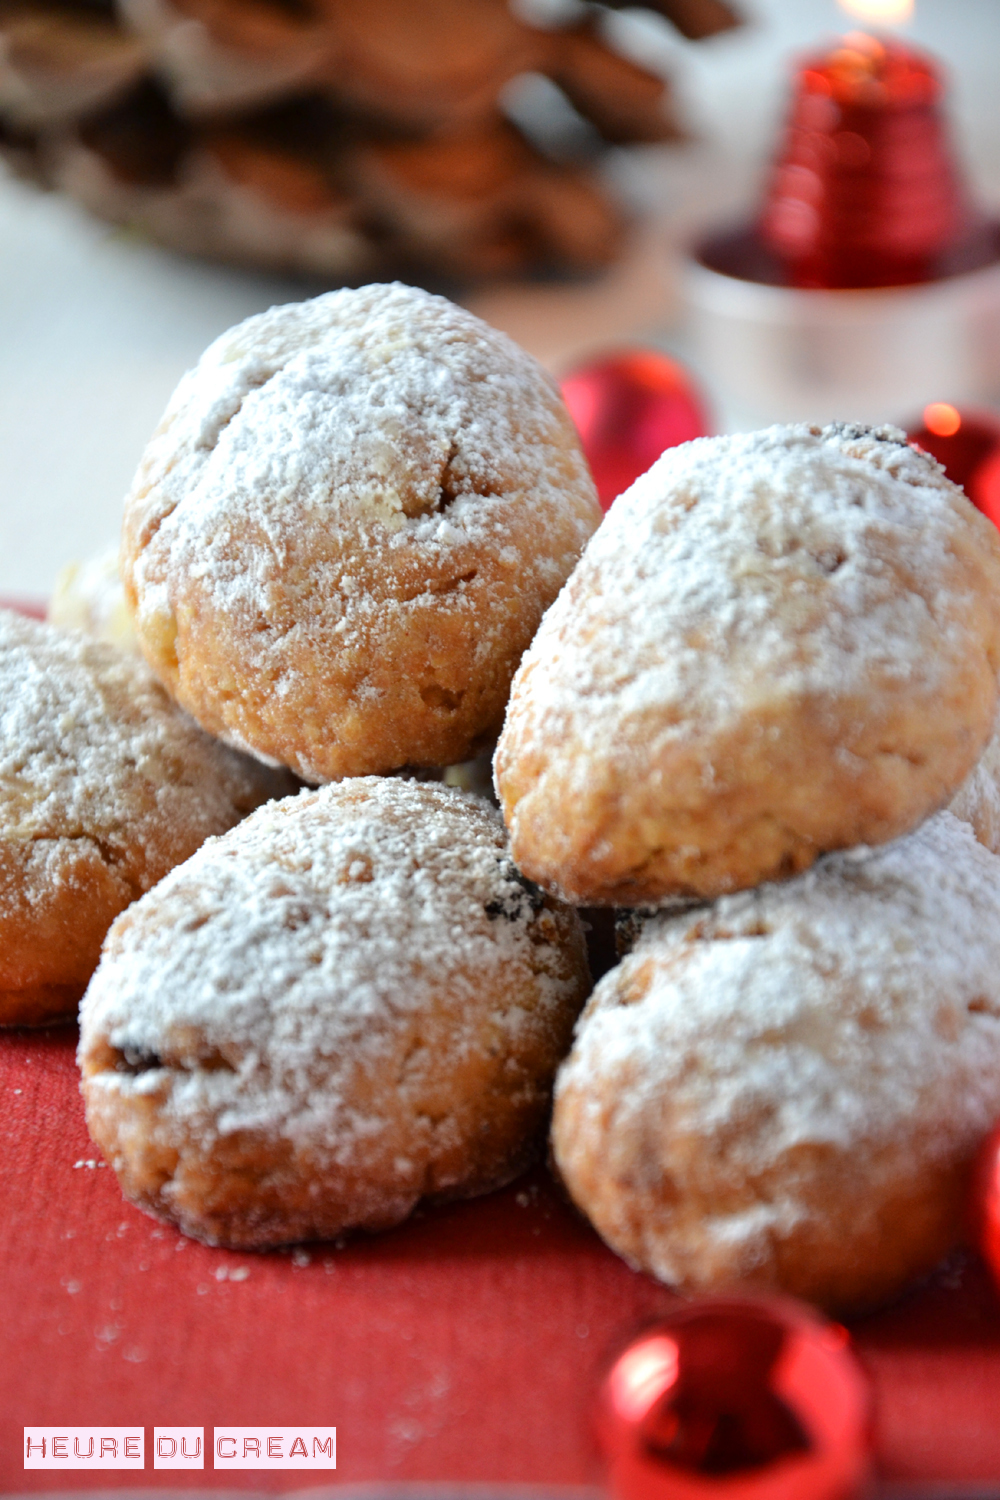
left=757, top=33, right=993, bottom=291
left=560, top=350, right=712, bottom=513
left=596, top=1295, right=871, bottom=1500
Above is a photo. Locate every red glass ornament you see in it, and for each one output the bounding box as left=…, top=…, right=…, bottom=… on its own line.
left=970, top=1121, right=1000, bottom=1284
left=560, top=350, right=712, bottom=513
left=698, top=34, right=998, bottom=290
left=905, top=404, right=1000, bottom=529
left=974, top=447, right=1000, bottom=532
left=596, top=1295, right=871, bottom=1500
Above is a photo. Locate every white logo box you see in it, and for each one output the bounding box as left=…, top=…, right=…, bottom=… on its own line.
left=213, top=1428, right=336, bottom=1470
left=24, top=1429, right=144, bottom=1470
left=154, top=1428, right=204, bottom=1469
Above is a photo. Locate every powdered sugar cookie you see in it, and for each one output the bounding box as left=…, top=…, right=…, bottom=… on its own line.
left=552, top=812, right=1000, bottom=1314
left=122, top=282, right=600, bottom=782
left=79, top=778, right=591, bottom=1247
left=495, top=423, right=1000, bottom=905
left=0, top=609, right=294, bottom=1026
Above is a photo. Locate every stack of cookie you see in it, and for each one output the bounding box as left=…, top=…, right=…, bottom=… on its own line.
left=19, top=283, right=1000, bottom=1316
left=7, top=282, right=600, bottom=1245
left=494, top=423, right=1000, bottom=1312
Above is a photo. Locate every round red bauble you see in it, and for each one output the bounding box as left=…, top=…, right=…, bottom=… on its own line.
left=906, top=403, right=1000, bottom=528
left=974, top=448, right=1000, bottom=530
left=970, top=1121, right=1000, bottom=1284
left=560, top=350, right=712, bottom=513
left=596, top=1295, right=871, bottom=1500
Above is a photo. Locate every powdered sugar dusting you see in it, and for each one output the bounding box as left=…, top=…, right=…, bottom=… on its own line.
left=123, top=282, right=599, bottom=778
left=80, top=778, right=586, bottom=1160
left=507, top=423, right=991, bottom=759
left=496, top=422, right=1000, bottom=899
left=0, top=609, right=291, bottom=900
left=135, top=282, right=582, bottom=566
left=555, top=811, right=1000, bottom=1271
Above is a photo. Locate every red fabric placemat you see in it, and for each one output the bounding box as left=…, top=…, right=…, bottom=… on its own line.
left=4, top=594, right=1000, bottom=1491
left=4, top=1025, right=1000, bottom=1492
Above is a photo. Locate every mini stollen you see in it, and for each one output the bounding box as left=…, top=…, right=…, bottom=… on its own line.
left=495, top=422, right=1000, bottom=904
left=122, top=282, right=601, bottom=783
left=79, top=777, right=591, bottom=1248
left=0, top=609, right=293, bottom=1026
left=551, top=811, right=1000, bottom=1314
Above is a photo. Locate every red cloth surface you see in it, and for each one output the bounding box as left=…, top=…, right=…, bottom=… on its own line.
left=4, top=1026, right=1000, bottom=1492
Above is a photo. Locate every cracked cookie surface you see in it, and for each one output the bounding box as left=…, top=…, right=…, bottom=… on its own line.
left=495, top=423, right=1000, bottom=904
left=551, top=811, right=1000, bottom=1314
left=0, top=609, right=294, bottom=1025
left=121, top=281, right=600, bottom=782
left=78, top=777, right=591, bottom=1247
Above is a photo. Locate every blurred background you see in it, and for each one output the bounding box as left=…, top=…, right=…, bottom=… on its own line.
left=2, top=0, right=999, bottom=598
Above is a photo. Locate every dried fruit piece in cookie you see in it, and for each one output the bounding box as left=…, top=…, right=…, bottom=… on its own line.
left=551, top=811, right=1000, bottom=1315
left=0, top=609, right=295, bottom=1026
left=122, top=283, right=601, bottom=782
left=495, top=423, right=1000, bottom=904
left=79, top=778, right=591, bottom=1248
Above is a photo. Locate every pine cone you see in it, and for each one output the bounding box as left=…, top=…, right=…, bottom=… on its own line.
left=0, top=0, right=739, bottom=282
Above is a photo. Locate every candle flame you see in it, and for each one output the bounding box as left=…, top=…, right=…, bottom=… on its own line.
left=827, top=32, right=885, bottom=87
left=837, top=0, right=914, bottom=24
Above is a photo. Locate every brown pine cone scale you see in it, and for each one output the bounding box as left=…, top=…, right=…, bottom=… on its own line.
left=0, top=0, right=739, bottom=281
